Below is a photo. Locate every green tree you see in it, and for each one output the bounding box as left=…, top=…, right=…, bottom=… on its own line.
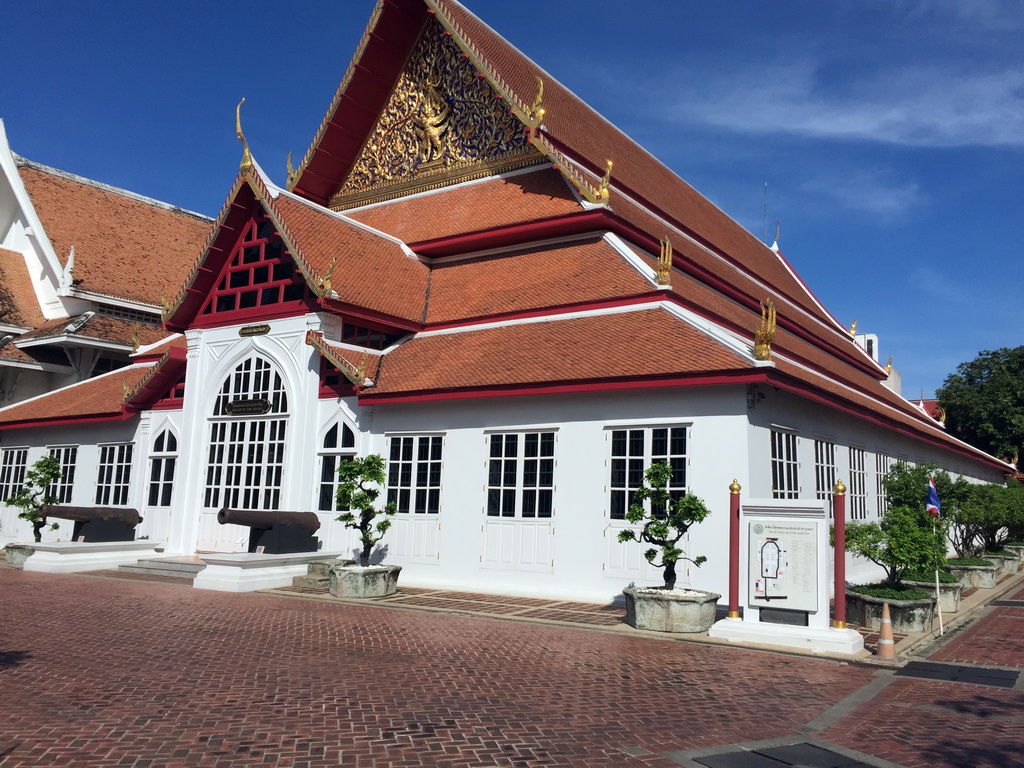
left=882, top=462, right=969, bottom=512
left=334, top=454, right=397, bottom=567
left=4, top=455, right=62, bottom=542
left=845, top=505, right=941, bottom=588
left=617, top=462, right=711, bottom=589
left=937, top=346, right=1024, bottom=463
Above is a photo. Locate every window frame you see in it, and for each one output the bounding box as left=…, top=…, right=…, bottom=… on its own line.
left=147, top=430, right=178, bottom=508
left=95, top=443, right=134, bottom=506
left=386, top=434, right=444, bottom=515
left=486, top=431, right=556, bottom=519
left=47, top=445, right=78, bottom=504
left=0, top=447, right=29, bottom=502
left=770, top=429, right=800, bottom=499
left=317, top=422, right=356, bottom=513
left=608, top=425, right=689, bottom=520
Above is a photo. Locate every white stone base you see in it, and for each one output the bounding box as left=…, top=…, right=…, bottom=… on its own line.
left=193, top=551, right=346, bottom=592
left=708, top=617, right=865, bottom=655
left=22, top=541, right=165, bottom=573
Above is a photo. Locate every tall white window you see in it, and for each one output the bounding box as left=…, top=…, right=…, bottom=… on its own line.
left=487, top=432, right=555, bottom=518
left=771, top=430, right=799, bottom=499
left=849, top=448, right=867, bottom=519
left=0, top=448, right=28, bottom=502
left=814, top=440, right=836, bottom=511
left=609, top=426, right=687, bottom=519
left=387, top=435, right=443, bottom=514
left=876, top=453, right=893, bottom=514
left=96, top=444, right=133, bottom=506
left=47, top=446, right=78, bottom=504
left=204, top=356, right=288, bottom=510
left=318, top=422, right=356, bottom=512
left=147, top=431, right=177, bottom=507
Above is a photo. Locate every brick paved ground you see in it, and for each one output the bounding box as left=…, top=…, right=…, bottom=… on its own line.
left=0, top=569, right=872, bottom=768
left=3, top=567, right=1023, bottom=767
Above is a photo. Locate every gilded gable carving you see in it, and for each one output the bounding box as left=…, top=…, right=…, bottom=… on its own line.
left=331, top=20, right=538, bottom=209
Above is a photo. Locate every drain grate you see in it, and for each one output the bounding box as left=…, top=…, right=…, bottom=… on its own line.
left=694, top=742, right=870, bottom=767
left=895, top=660, right=1018, bottom=688
left=991, top=599, right=1024, bottom=607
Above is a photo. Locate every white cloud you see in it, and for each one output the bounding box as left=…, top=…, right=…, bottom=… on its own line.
left=800, top=170, right=923, bottom=219
left=659, top=60, right=1024, bottom=148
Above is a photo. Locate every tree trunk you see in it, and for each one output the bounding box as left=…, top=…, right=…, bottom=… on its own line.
left=663, top=561, right=677, bottom=590
left=33, top=520, right=44, bottom=543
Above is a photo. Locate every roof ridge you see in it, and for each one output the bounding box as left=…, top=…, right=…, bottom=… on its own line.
left=14, top=155, right=212, bottom=222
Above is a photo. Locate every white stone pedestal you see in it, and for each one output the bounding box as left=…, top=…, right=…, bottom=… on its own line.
left=22, top=540, right=165, bottom=573
left=709, top=617, right=865, bottom=655
left=193, top=551, right=347, bottom=592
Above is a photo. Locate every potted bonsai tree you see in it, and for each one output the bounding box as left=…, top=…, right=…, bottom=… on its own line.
left=3, top=455, right=61, bottom=566
left=617, top=462, right=718, bottom=632
left=329, top=454, right=401, bottom=598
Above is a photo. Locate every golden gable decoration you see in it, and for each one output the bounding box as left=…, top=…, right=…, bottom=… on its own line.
left=330, top=20, right=539, bottom=209
left=753, top=298, right=776, bottom=361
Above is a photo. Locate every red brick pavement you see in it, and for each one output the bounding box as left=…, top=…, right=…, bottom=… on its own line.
left=930, top=606, right=1024, bottom=668
left=0, top=569, right=873, bottom=768
left=819, top=678, right=1024, bottom=768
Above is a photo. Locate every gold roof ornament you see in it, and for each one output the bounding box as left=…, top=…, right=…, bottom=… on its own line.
left=886, top=355, right=893, bottom=375
left=753, top=297, right=776, bottom=361
left=528, top=76, right=545, bottom=128
left=236, top=98, right=253, bottom=173
left=121, top=377, right=131, bottom=402
left=656, top=236, right=672, bottom=286
left=849, top=318, right=857, bottom=337
left=130, top=324, right=142, bottom=354
left=596, top=160, right=612, bottom=201
left=936, top=406, right=947, bottom=426
left=319, top=255, right=336, bottom=298
left=286, top=150, right=298, bottom=191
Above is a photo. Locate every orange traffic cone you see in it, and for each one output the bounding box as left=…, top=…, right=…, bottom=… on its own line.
left=877, top=602, right=896, bottom=660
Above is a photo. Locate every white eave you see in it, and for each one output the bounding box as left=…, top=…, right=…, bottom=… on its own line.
left=14, top=334, right=133, bottom=353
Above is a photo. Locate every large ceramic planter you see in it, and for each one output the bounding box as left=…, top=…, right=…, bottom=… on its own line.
left=947, top=562, right=998, bottom=589
left=845, top=591, right=935, bottom=633
left=623, top=587, right=721, bottom=633
left=4, top=544, right=35, bottom=567
left=903, top=580, right=963, bottom=613
left=329, top=564, right=402, bottom=598
left=983, top=552, right=1020, bottom=575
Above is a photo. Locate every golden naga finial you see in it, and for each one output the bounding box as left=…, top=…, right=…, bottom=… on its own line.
left=656, top=236, right=673, bottom=286
left=122, top=377, right=132, bottom=402
left=528, top=76, right=545, bottom=127
left=936, top=406, right=947, bottom=426
left=1011, top=451, right=1019, bottom=467
left=753, top=297, right=776, bottom=361
left=286, top=150, right=297, bottom=190
left=849, top=318, right=857, bottom=337
left=596, top=160, right=613, bottom=201
left=319, top=256, right=336, bottom=298
left=356, top=353, right=370, bottom=382
left=236, top=98, right=253, bottom=172
left=886, top=355, right=893, bottom=374
left=130, top=324, right=142, bottom=353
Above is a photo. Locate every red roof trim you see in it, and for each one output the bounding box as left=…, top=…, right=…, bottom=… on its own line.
left=0, top=410, right=135, bottom=432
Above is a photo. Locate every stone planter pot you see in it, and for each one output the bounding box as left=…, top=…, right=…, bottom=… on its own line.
left=4, top=544, right=36, bottom=568
left=293, top=559, right=354, bottom=589
left=983, top=553, right=1020, bottom=575
left=903, top=579, right=963, bottom=613
left=623, top=587, right=721, bottom=633
left=1004, top=545, right=1024, bottom=565
left=946, top=562, right=998, bottom=589
left=329, top=564, right=402, bottom=598
left=845, top=591, right=935, bottom=633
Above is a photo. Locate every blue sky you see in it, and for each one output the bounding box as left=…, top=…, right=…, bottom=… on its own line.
left=2, top=1, right=1021, bottom=398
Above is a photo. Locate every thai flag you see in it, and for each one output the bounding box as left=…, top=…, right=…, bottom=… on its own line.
left=926, top=476, right=941, bottom=517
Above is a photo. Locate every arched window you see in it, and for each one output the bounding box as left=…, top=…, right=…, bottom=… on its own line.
left=204, top=356, right=288, bottom=510
left=318, top=422, right=356, bottom=512
left=148, top=429, right=178, bottom=507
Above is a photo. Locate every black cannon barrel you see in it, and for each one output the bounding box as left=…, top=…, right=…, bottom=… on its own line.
left=216, top=508, right=321, bottom=533
left=39, top=505, right=142, bottom=527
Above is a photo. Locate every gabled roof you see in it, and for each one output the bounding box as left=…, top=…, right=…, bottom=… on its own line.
left=16, top=160, right=211, bottom=307
left=15, top=314, right=165, bottom=350
left=123, top=344, right=187, bottom=413
left=164, top=162, right=428, bottom=330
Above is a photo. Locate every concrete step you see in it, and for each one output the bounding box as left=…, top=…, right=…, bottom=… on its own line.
left=118, top=558, right=206, bottom=579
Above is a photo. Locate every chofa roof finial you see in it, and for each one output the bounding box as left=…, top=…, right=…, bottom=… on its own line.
left=236, top=98, right=253, bottom=172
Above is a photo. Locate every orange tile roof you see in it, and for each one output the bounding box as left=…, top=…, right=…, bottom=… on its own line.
left=13, top=314, right=165, bottom=349
left=431, top=1, right=838, bottom=328
left=425, top=236, right=654, bottom=324
left=347, top=167, right=581, bottom=244
left=273, top=193, right=429, bottom=323
left=17, top=162, right=211, bottom=306
left=0, top=248, right=46, bottom=328
left=0, top=366, right=147, bottom=428
left=368, top=308, right=747, bottom=394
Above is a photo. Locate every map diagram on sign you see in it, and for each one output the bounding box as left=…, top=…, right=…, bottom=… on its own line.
left=748, top=520, right=818, bottom=611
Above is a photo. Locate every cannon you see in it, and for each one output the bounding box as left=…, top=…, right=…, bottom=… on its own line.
left=216, top=508, right=321, bottom=554
left=38, top=505, right=143, bottom=543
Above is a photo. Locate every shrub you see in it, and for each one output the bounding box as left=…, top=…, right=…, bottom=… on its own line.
left=617, top=462, right=711, bottom=589
left=4, top=455, right=62, bottom=542
left=848, top=584, right=933, bottom=600
left=844, top=505, right=943, bottom=588
left=334, top=454, right=397, bottom=567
